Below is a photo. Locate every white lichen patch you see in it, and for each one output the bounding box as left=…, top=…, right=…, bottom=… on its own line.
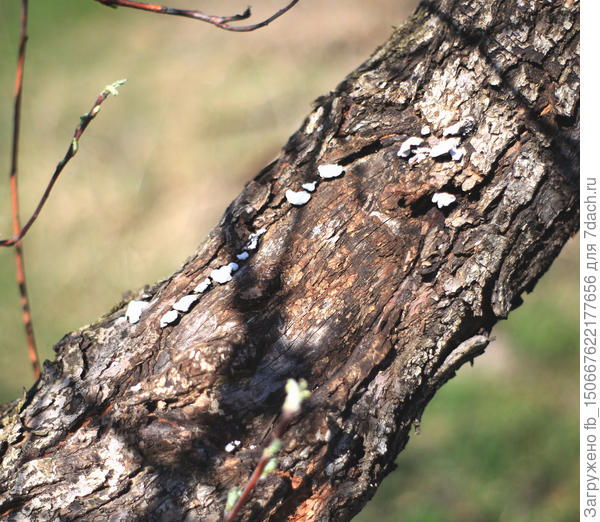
left=285, top=189, right=311, bottom=206
left=302, top=181, right=317, bottom=192
left=14, top=458, right=57, bottom=492
left=421, top=125, right=431, bottom=136
left=432, top=192, right=457, bottom=208
left=105, top=434, right=133, bottom=485
left=225, top=440, right=241, bottom=453
left=194, top=278, right=211, bottom=294
left=173, top=294, right=199, bottom=313
left=210, top=262, right=239, bottom=284
left=236, top=251, right=250, bottom=261
left=130, top=382, right=142, bottom=392
left=160, top=309, right=179, bottom=328
left=397, top=136, right=424, bottom=157
left=317, top=164, right=344, bottom=179
left=370, top=211, right=403, bottom=235
left=125, top=300, right=150, bottom=324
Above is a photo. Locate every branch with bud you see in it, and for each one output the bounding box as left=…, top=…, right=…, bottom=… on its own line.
left=225, top=378, right=311, bottom=522
left=94, top=0, right=300, bottom=32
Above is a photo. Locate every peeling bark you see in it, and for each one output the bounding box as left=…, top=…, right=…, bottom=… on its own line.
left=0, top=0, right=579, bottom=520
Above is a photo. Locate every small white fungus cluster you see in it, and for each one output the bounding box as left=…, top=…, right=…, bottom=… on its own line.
left=397, top=118, right=472, bottom=165
left=172, top=294, right=199, bottom=313
left=442, top=117, right=475, bottom=137
left=159, top=229, right=269, bottom=328
left=284, top=164, right=344, bottom=207
left=397, top=137, right=424, bottom=158
left=210, top=263, right=239, bottom=284
left=194, top=278, right=211, bottom=294
left=430, top=138, right=464, bottom=160
left=285, top=189, right=311, bottom=206
left=160, top=309, right=179, bottom=328
left=125, top=300, right=151, bottom=325
left=431, top=192, right=457, bottom=209
left=244, top=228, right=266, bottom=251
left=317, top=164, right=344, bottom=179
left=225, top=440, right=241, bottom=453
left=159, top=161, right=347, bottom=328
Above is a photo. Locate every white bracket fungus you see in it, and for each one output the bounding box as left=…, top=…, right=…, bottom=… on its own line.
left=285, top=189, right=311, bottom=206
left=317, top=164, right=344, bottom=179
left=408, top=146, right=432, bottom=165
left=159, top=227, right=266, bottom=327
left=432, top=192, right=457, bottom=208
left=302, top=181, right=317, bottom=192
left=449, top=147, right=465, bottom=161
left=125, top=300, right=150, bottom=324
left=210, top=262, right=239, bottom=284
left=430, top=138, right=461, bottom=159
left=415, top=147, right=432, bottom=155
left=172, top=294, right=199, bottom=313
left=194, top=278, right=212, bottom=294
left=160, top=309, right=179, bottom=328
left=244, top=228, right=266, bottom=251
left=442, top=117, right=475, bottom=137
left=225, top=440, right=242, bottom=453
left=397, top=137, right=424, bottom=158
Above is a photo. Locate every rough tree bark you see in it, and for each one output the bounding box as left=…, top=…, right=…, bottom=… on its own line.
left=0, top=0, right=579, bottom=520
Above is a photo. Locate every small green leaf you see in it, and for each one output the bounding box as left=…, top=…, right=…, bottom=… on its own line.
left=72, top=138, right=79, bottom=154
left=264, top=438, right=282, bottom=457
left=260, top=457, right=278, bottom=479
left=225, top=486, right=241, bottom=512
left=105, top=78, right=127, bottom=96
left=282, top=378, right=311, bottom=416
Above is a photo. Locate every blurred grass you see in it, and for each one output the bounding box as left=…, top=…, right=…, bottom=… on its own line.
left=0, top=1, right=577, bottom=520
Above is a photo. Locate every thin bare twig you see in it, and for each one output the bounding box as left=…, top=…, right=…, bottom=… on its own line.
left=9, top=0, right=40, bottom=379
left=0, top=80, right=127, bottom=248
left=94, top=0, right=300, bottom=32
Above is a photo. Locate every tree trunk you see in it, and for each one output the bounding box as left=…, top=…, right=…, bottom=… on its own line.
left=0, top=0, right=579, bottom=520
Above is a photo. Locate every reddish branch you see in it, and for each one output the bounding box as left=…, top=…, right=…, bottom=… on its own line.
left=225, top=379, right=310, bottom=522
left=0, top=80, right=126, bottom=249
left=2, top=0, right=298, bottom=382
left=8, top=0, right=40, bottom=379
left=3, top=8, right=125, bottom=375
left=94, top=0, right=301, bottom=32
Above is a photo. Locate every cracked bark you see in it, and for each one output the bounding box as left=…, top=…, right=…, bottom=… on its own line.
left=0, top=0, right=579, bottom=520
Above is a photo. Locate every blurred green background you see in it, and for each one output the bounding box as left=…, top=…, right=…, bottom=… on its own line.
left=0, top=1, right=578, bottom=520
